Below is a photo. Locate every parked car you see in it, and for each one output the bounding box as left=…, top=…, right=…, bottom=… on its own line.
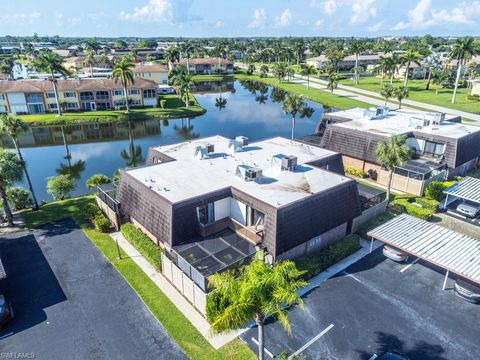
left=0, top=294, right=13, bottom=328
left=454, top=278, right=480, bottom=304
left=383, top=245, right=409, bottom=262
left=456, top=201, right=480, bottom=219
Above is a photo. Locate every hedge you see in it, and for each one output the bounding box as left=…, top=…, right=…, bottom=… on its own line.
left=121, top=223, right=162, bottom=270
left=294, top=234, right=360, bottom=280
left=392, top=198, right=434, bottom=220
left=415, top=197, right=439, bottom=212
left=345, top=167, right=368, bottom=178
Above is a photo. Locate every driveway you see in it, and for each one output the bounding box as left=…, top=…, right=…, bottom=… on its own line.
left=240, top=248, right=480, bottom=360
left=0, top=218, right=186, bottom=360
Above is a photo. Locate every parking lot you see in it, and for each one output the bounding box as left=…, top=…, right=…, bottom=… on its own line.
left=240, top=247, right=480, bottom=360
left=0, top=219, right=186, bottom=360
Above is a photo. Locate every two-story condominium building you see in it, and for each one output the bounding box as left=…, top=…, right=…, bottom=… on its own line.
left=0, top=78, right=158, bottom=114
left=133, top=62, right=168, bottom=85
left=173, top=58, right=234, bottom=74
left=313, top=107, right=480, bottom=195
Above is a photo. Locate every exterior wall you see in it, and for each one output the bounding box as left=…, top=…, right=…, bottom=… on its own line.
left=448, top=157, right=478, bottom=178
left=95, top=196, right=120, bottom=231
left=342, top=155, right=366, bottom=171
left=472, top=82, right=480, bottom=96
left=135, top=71, right=168, bottom=85
left=351, top=200, right=388, bottom=233
left=7, top=92, right=28, bottom=114
left=307, top=152, right=346, bottom=175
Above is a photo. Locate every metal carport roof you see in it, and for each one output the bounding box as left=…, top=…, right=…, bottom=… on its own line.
left=443, top=176, right=480, bottom=204
left=367, top=214, right=480, bottom=285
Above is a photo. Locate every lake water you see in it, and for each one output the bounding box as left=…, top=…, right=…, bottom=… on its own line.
left=2, top=80, right=326, bottom=202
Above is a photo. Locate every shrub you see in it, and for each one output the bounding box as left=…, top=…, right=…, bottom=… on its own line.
left=424, top=181, right=445, bottom=201
left=85, top=202, right=102, bottom=222
left=121, top=223, right=162, bottom=270
left=345, top=167, right=368, bottom=178
left=206, top=290, right=231, bottom=324
left=86, top=174, right=110, bottom=189
left=367, top=169, right=378, bottom=181
left=392, top=198, right=434, bottom=220
left=7, top=187, right=32, bottom=211
left=46, top=175, right=75, bottom=201
left=93, top=213, right=110, bottom=233
left=294, top=235, right=360, bottom=279
left=415, top=197, right=439, bottom=211
left=159, top=99, right=167, bottom=109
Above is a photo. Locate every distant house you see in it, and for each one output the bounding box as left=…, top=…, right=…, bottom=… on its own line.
left=307, top=54, right=381, bottom=71
left=172, top=58, right=234, bottom=75
left=471, top=79, right=480, bottom=96
left=111, top=48, right=163, bottom=60
left=0, top=78, right=158, bottom=114
left=133, top=62, right=168, bottom=85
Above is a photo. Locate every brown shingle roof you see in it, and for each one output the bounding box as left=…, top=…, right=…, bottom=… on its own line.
left=134, top=63, right=168, bottom=73
left=0, top=78, right=158, bottom=93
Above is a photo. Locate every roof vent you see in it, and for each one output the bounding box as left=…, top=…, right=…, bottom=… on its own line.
left=235, top=136, right=249, bottom=147
left=228, top=139, right=243, bottom=153
left=194, top=145, right=210, bottom=160
left=206, top=143, right=215, bottom=154
left=281, top=155, right=298, bottom=171
left=375, top=106, right=389, bottom=118
left=235, top=165, right=262, bottom=182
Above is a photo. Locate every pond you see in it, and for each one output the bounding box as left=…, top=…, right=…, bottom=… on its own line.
left=2, top=80, right=327, bottom=202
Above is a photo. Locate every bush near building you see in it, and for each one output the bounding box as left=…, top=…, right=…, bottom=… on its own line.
left=7, top=187, right=32, bottom=210
left=93, top=213, right=110, bottom=233
left=121, top=223, right=162, bottom=270
left=345, top=167, right=368, bottom=178
left=392, top=196, right=436, bottom=220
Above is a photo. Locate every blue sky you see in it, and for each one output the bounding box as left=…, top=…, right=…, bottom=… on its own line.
left=0, top=0, right=479, bottom=37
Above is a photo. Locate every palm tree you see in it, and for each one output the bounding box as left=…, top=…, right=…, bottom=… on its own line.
left=380, top=83, right=394, bottom=106
left=375, top=56, right=390, bottom=85
left=286, top=66, right=295, bottom=82
left=170, top=64, right=188, bottom=101
left=180, top=41, right=195, bottom=75
left=0, top=148, right=24, bottom=226
left=209, top=252, right=307, bottom=360
left=394, top=86, right=409, bottom=108
left=165, top=46, right=180, bottom=68
left=423, top=52, right=442, bottom=90
left=32, top=49, right=69, bottom=116
left=349, top=40, right=366, bottom=85
left=401, top=49, right=421, bottom=86
left=272, top=63, right=287, bottom=83
left=292, top=41, right=305, bottom=67
left=300, top=64, right=316, bottom=90
left=83, top=49, right=95, bottom=78
left=0, top=115, right=39, bottom=210
left=112, top=56, right=135, bottom=113
left=180, top=74, right=194, bottom=108
left=259, top=64, right=269, bottom=78
left=327, top=72, right=340, bottom=93
left=282, top=94, right=314, bottom=140
left=449, top=37, right=478, bottom=103
left=389, top=53, right=401, bottom=84
left=432, top=70, right=448, bottom=95
left=0, top=58, right=14, bottom=80
left=375, top=135, right=411, bottom=201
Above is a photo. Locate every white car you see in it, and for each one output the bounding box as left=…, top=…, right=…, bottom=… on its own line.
left=456, top=202, right=480, bottom=219
left=383, top=245, right=409, bottom=262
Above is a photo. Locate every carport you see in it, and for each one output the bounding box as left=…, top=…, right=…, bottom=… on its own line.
left=367, top=214, right=480, bottom=289
left=442, top=176, right=480, bottom=212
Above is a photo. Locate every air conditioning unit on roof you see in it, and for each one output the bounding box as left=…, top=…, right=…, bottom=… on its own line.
left=236, top=136, right=249, bottom=147
left=281, top=155, right=297, bottom=171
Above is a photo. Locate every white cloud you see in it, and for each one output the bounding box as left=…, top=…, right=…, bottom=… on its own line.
left=368, top=21, right=383, bottom=32
left=275, top=8, right=292, bottom=27
left=324, top=0, right=339, bottom=15
left=393, top=0, right=474, bottom=30
left=315, top=19, right=324, bottom=28
left=214, top=20, right=224, bottom=28
left=120, top=0, right=199, bottom=24
left=248, top=8, right=267, bottom=29
left=0, top=12, right=41, bottom=24
left=87, top=12, right=107, bottom=22
left=350, top=0, right=377, bottom=24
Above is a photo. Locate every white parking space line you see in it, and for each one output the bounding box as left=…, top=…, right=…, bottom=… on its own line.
left=288, top=324, right=335, bottom=359
left=251, top=337, right=274, bottom=358
left=342, top=271, right=366, bottom=285
left=0, top=332, right=14, bottom=341
left=369, top=355, right=378, bottom=360
left=400, top=258, right=420, bottom=273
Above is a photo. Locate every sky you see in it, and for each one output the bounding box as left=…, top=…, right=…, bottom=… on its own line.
left=0, top=0, right=479, bottom=38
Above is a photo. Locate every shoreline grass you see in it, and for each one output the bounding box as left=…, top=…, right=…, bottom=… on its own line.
left=21, top=197, right=255, bottom=360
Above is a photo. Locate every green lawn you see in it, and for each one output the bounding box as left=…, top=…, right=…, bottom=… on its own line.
left=234, top=72, right=370, bottom=110
left=18, top=95, right=206, bottom=126
left=22, top=197, right=255, bottom=360
left=339, top=77, right=480, bottom=115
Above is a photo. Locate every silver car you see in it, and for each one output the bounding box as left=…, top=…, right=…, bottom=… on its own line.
left=456, top=202, right=480, bottom=219
left=383, top=245, right=409, bottom=262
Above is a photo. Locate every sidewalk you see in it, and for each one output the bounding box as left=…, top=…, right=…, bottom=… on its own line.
left=0, top=214, right=26, bottom=236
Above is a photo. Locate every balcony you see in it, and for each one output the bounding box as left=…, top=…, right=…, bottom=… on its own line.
left=200, top=217, right=264, bottom=245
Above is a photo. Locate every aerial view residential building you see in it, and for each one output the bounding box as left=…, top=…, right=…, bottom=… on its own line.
left=0, top=1, right=479, bottom=360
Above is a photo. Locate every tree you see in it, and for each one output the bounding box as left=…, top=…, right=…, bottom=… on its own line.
left=259, top=64, right=269, bottom=78
left=112, top=55, right=135, bottom=113
left=0, top=115, right=39, bottom=210
left=246, top=64, right=255, bottom=75
left=286, top=66, right=295, bottom=81
left=0, top=58, right=14, bottom=80
left=292, top=41, right=305, bottom=67
left=325, top=46, right=345, bottom=72
left=380, top=83, right=394, bottom=106
left=46, top=175, right=75, bottom=201
left=208, top=252, right=307, bottom=360
left=32, top=49, right=70, bottom=116
left=86, top=174, right=110, bottom=189
left=327, top=72, right=340, bottom=93
left=165, top=46, right=180, bottom=68
left=113, top=39, right=128, bottom=49
left=375, top=56, right=390, bottom=85
left=7, top=187, right=32, bottom=211
left=180, top=41, right=195, bottom=75
left=422, top=52, right=442, bottom=90
left=400, top=49, right=421, bottom=86
left=83, top=49, right=95, bottom=78
left=375, top=135, right=411, bottom=202
left=394, top=86, right=409, bottom=108
left=299, top=64, right=316, bottom=90
left=282, top=94, right=314, bottom=140
left=0, top=149, right=24, bottom=226
left=349, top=40, right=367, bottom=85
left=272, top=63, right=287, bottom=83
left=449, top=37, right=478, bottom=103
left=431, top=70, right=448, bottom=95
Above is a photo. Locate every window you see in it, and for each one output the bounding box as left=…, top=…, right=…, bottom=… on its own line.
left=46, top=92, right=56, bottom=98
left=79, top=91, right=94, bottom=101
left=48, top=103, right=58, bottom=110
left=96, top=102, right=111, bottom=110
left=162, top=80, right=168, bottom=85
left=424, top=141, right=444, bottom=156
left=63, top=91, right=75, bottom=98
left=197, top=203, right=215, bottom=225
left=114, top=89, right=123, bottom=96
left=67, top=102, right=77, bottom=109
left=25, top=93, right=43, bottom=103
left=114, top=100, right=125, bottom=107
left=131, top=99, right=141, bottom=106
left=129, top=89, right=138, bottom=95
left=143, top=89, right=156, bottom=98
left=246, top=206, right=265, bottom=230
left=143, top=72, right=151, bottom=78
left=96, top=91, right=110, bottom=100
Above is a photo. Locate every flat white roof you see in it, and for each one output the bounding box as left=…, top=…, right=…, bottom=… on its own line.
left=125, top=136, right=351, bottom=207
left=444, top=177, right=480, bottom=204
left=368, top=214, right=480, bottom=284
left=329, top=108, right=478, bottom=139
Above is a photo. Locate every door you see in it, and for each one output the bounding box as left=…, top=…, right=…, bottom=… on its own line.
left=90, top=102, right=96, bottom=111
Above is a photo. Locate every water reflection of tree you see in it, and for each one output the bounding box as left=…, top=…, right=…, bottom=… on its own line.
left=56, top=126, right=86, bottom=181
left=173, top=117, right=200, bottom=141
left=270, top=87, right=286, bottom=103
left=120, top=120, right=144, bottom=168
left=215, top=83, right=227, bottom=110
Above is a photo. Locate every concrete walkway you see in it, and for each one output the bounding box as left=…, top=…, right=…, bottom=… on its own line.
left=110, top=231, right=243, bottom=350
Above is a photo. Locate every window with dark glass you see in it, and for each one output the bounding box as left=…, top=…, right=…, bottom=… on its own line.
left=143, top=89, right=156, bottom=98
left=96, top=91, right=110, bottom=100
left=424, top=141, right=444, bottom=156
left=79, top=91, right=94, bottom=101
left=197, top=203, right=214, bottom=225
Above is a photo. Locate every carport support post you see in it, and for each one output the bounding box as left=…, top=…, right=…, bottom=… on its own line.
left=443, top=194, right=449, bottom=209
left=442, top=270, right=449, bottom=290
left=370, top=237, right=374, bottom=254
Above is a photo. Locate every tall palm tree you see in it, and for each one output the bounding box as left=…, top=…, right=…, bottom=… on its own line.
left=389, top=53, right=401, bottom=84
left=423, top=52, right=442, bottom=90
left=209, top=252, right=307, bottom=360
left=180, top=41, right=195, bottom=75
left=375, top=56, right=390, bottom=85
left=83, top=49, right=95, bottom=78
left=300, top=64, right=317, bottom=90
left=180, top=74, right=194, bottom=108
left=375, top=135, right=411, bottom=202
left=401, top=49, right=421, bottom=86
left=349, top=40, right=366, bottom=85
left=0, top=148, right=24, bottom=226
left=0, top=115, right=39, bottom=210
left=327, top=72, right=340, bottom=93
left=112, top=56, right=135, bottom=113
left=394, top=86, right=409, bottom=108
left=165, top=46, right=180, bottom=68
left=282, top=94, right=314, bottom=140
left=449, top=37, right=478, bottom=103
left=170, top=64, right=188, bottom=101
left=272, top=63, right=287, bottom=83
left=292, top=41, right=305, bottom=67
left=32, top=49, right=69, bottom=116
left=380, top=83, right=394, bottom=106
